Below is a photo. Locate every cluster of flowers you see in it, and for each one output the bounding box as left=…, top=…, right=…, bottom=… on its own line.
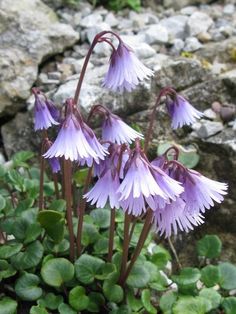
left=33, top=35, right=227, bottom=237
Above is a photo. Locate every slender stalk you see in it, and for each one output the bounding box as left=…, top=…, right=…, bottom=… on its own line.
left=168, top=237, right=182, bottom=270
left=53, top=173, right=60, bottom=199
left=107, top=207, right=116, bottom=262
left=120, top=210, right=153, bottom=286
left=63, top=159, right=75, bottom=261
left=119, top=213, right=131, bottom=282
left=144, top=87, right=173, bottom=154
left=76, top=166, right=93, bottom=257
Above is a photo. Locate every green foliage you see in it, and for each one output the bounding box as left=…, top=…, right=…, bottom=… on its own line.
left=0, top=152, right=235, bottom=313
left=90, top=0, right=141, bottom=12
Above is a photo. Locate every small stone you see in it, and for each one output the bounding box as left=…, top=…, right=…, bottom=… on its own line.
left=223, top=4, right=235, bottom=15
left=57, top=63, right=74, bottom=78
left=104, top=12, right=119, bottom=27
left=38, top=73, right=48, bottom=84
left=146, top=13, right=159, bottom=25
left=197, top=32, right=212, bottom=43
left=187, top=12, right=213, bottom=36
left=44, top=79, right=60, bottom=85
left=117, top=18, right=133, bottom=30
left=71, top=59, right=94, bottom=73
left=0, top=153, right=6, bottom=165
left=220, top=105, right=236, bottom=122
left=159, top=15, right=188, bottom=40
left=232, top=119, right=236, bottom=130
left=73, top=12, right=82, bottom=27
left=129, top=11, right=146, bottom=28
left=211, top=101, right=222, bottom=113
left=210, top=29, right=225, bottom=42
left=48, top=72, right=62, bottom=81
left=196, top=121, right=224, bottom=138
left=134, top=43, right=156, bottom=59
left=144, top=24, right=169, bottom=44
left=86, top=23, right=111, bottom=56
left=219, top=25, right=233, bottom=37
left=180, top=6, right=197, bottom=16
left=80, top=13, right=103, bottom=28
left=184, top=37, right=202, bottom=52
left=203, top=108, right=217, bottom=120
left=172, top=38, right=185, bottom=52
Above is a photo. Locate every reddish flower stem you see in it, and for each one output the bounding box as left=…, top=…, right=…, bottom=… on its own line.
left=119, top=212, right=131, bottom=283
left=120, top=209, right=153, bottom=286
left=144, top=87, right=175, bottom=154
left=107, top=207, right=116, bottom=262
left=76, top=166, right=93, bottom=257
left=63, top=159, right=75, bottom=261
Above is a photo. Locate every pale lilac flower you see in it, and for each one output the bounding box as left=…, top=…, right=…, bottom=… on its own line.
left=166, top=95, right=203, bottom=129
left=33, top=92, right=59, bottom=131
left=153, top=198, right=204, bottom=238
left=46, top=99, right=60, bottom=122
left=103, top=41, right=153, bottom=92
left=84, top=170, right=120, bottom=209
left=180, top=169, right=228, bottom=214
left=118, top=152, right=167, bottom=216
left=48, top=157, right=61, bottom=173
left=152, top=166, right=184, bottom=209
left=44, top=112, right=108, bottom=163
left=102, top=113, right=143, bottom=144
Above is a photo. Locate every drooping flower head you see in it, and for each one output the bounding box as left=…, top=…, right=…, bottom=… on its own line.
left=32, top=88, right=59, bottom=131
left=166, top=92, right=203, bottom=129
left=43, top=138, right=61, bottom=174
left=103, top=40, right=153, bottom=92
left=43, top=99, right=108, bottom=164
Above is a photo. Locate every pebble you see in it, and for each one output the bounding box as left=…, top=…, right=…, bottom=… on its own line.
left=134, top=43, right=156, bottom=59
left=144, top=24, right=169, bottom=44
left=196, top=121, right=224, bottom=138
left=159, top=15, right=188, bottom=40
left=197, top=31, right=212, bottom=43
left=80, top=13, right=103, bottom=28
left=48, top=72, right=62, bottom=81
left=104, top=12, right=119, bottom=27
left=203, top=108, right=217, bottom=120
left=223, top=4, right=235, bottom=15
left=180, top=6, right=197, bottom=16
left=184, top=37, right=202, bottom=52
left=172, top=38, right=185, bottom=52
left=86, top=23, right=112, bottom=56
left=187, top=12, right=213, bottom=36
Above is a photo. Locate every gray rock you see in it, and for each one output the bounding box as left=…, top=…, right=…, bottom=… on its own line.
left=172, top=38, right=185, bottom=53
left=203, top=108, right=217, bottom=120
left=180, top=6, right=197, bottom=15
left=197, top=31, right=212, bottom=43
left=86, top=23, right=111, bottom=56
left=184, top=37, right=202, bottom=52
left=159, top=15, right=188, bottom=40
left=0, top=0, right=79, bottom=117
left=196, top=121, right=224, bottom=138
left=104, top=12, right=119, bottom=27
left=79, top=12, right=103, bottom=28
left=223, top=4, right=235, bottom=16
left=134, top=43, right=156, bottom=59
left=48, top=71, right=62, bottom=80
left=187, top=12, right=213, bottom=36
left=143, top=24, right=169, bottom=44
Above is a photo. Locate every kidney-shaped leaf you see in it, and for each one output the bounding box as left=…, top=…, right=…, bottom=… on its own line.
left=38, top=210, right=65, bottom=243
left=15, top=273, right=42, bottom=301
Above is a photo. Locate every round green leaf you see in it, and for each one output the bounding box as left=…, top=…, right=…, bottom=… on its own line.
left=127, top=263, right=150, bottom=288
left=0, top=195, right=6, bottom=211
left=200, top=265, right=220, bottom=287
left=95, top=263, right=116, bottom=280
left=87, top=292, right=105, bottom=313
left=41, top=258, right=74, bottom=287
left=75, top=254, right=104, bottom=284
left=0, top=243, right=23, bottom=259
left=38, top=210, right=65, bottom=243
left=199, top=288, right=221, bottom=310
left=15, top=273, right=42, bottom=301
left=222, top=297, right=236, bottom=314
left=197, top=235, right=222, bottom=258
left=24, top=223, right=42, bottom=244
left=37, top=293, right=63, bottom=310
left=81, top=222, right=99, bottom=246
left=127, top=289, right=143, bottom=312
left=150, top=245, right=171, bottom=269
left=11, top=240, right=44, bottom=270
left=90, top=208, right=110, bottom=229
left=58, top=303, right=76, bottom=314
left=103, top=280, right=124, bottom=303
left=141, top=289, right=156, bottom=314
left=0, top=260, right=16, bottom=280
left=94, top=237, right=109, bottom=254
left=30, top=305, right=48, bottom=314
left=49, top=199, right=66, bottom=212
left=219, top=262, right=236, bottom=290
left=173, top=296, right=211, bottom=314
left=69, top=286, right=89, bottom=311
left=172, top=267, right=201, bottom=286
left=43, top=238, right=69, bottom=254
left=160, top=291, right=178, bottom=313
left=0, top=297, right=17, bottom=314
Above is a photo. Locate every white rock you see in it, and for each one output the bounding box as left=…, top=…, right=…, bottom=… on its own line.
left=86, top=23, right=112, bottom=56
left=80, top=13, right=103, bottom=28
left=134, top=43, right=156, bottom=59
left=223, top=4, right=235, bottom=15
left=196, top=121, right=224, bottom=138
left=144, top=24, right=169, bottom=44
left=184, top=37, right=202, bottom=52
left=160, top=15, right=188, bottom=40
left=0, top=153, right=6, bottom=165
left=104, top=12, right=119, bottom=27
left=203, top=108, right=217, bottom=120
left=73, top=12, right=82, bottom=27
left=71, top=58, right=94, bottom=73
left=180, top=6, right=197, bottom=16
left=172, top=38, right=185, bottom=52
left=187, top=12, right=213, bottom=36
